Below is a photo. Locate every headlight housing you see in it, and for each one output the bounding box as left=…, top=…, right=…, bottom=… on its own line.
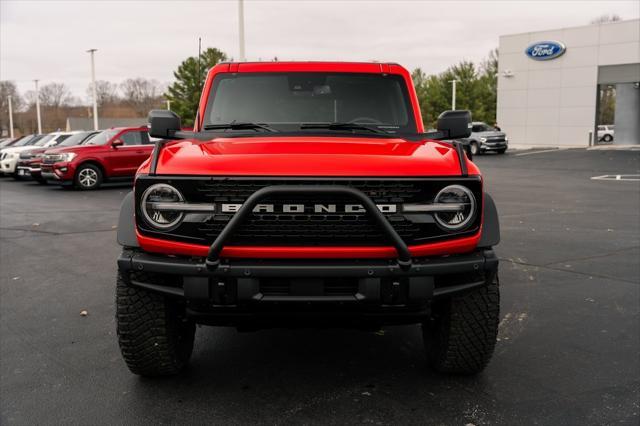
left=141, top=183, right=185, bottom=230
left=433, top=185, right=477, bottom=231
left=479, top=137, right=487, bottom=143
left=61, top=152, right=77, bottom=162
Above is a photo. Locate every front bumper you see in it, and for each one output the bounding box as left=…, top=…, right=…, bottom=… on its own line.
left=117, top=248, right=498, bottom=326
left=480, top=141, right=508, bottom=151
left=41, top=163, right=73, bottom=182
left=0, top=158, right=18, bottom=174
left=16, top=161, right=42, bottom=179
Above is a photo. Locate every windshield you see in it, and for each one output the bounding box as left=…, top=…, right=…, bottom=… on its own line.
left=34, top=134, right=56, bottom=146
left=204, top=73, right=416, bottom=134
left=59, top=131, right=98, bottom=147
left=83, top=130, right=117, bottom=145
left=12, top=135, right=37, bottom=147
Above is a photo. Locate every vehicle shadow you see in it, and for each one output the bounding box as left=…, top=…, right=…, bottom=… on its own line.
left=125, top=326, right=491, bottom=422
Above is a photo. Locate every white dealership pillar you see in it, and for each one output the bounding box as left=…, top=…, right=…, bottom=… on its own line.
left=238, top=0, right=246, bottom=61
left=87, top=49, right=99, bottom=131
left=450, top=79, right=459, bottom=110
left=7, top=95, right=14, bottom=138
left=34, top=80, right=42, bottom=134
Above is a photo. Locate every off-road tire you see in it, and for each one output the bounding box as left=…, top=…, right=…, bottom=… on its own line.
left=74, top=163, right=102, bottom=190
left=423, top=275, right=499, bottom=375
left=116, top=271, right=195, bottom=376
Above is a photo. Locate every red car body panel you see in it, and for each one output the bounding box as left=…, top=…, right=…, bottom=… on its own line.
left=42, top=127, right=152, bottom=183
left=135, top=62, right=481, bottom=260
left=137, top=136, right=480, bottom=177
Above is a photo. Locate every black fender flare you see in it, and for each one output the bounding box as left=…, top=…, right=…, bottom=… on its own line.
left=479, top=192, right=500, bottom=247
left=117, top=191, right=139, bottom=247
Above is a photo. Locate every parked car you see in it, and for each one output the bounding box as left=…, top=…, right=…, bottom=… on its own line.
left=464, top=122, right=508, bottom=155
left=0, top=134, right=46, bottom=176
left=0, top=136, right=26, bottom=149
left=597, top=125, right=614, bottom=143
left=16, top=131, right=99, bottom=183
left=41, top=127, right=153, bottom=190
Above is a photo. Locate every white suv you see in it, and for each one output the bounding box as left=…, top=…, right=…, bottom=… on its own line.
left=0, top=132, right=79, bottom=176
left=597, top=125, right=614, bottom=143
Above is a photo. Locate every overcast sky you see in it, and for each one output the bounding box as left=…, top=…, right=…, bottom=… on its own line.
left=1, top=0, right=638, bottom=101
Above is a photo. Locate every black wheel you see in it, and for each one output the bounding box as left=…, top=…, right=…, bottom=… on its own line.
left=423, top=275, right=500, bottom=375
left=496, top=148, right=507, bottom=154
left=116, top=271, right=195, bottom=376
left=74, top=163, right=102, bottom=190
left=603, top=134, right=613, bottom=142
left=469, top=142, right=480, bottom=156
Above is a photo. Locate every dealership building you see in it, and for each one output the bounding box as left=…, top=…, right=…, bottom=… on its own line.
left=497, top=19, right=640, bottom=147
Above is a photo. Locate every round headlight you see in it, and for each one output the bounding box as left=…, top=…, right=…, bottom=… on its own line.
left=141, top=183, right=184, bottom=230
left=433, top=185, right=476, bottom=231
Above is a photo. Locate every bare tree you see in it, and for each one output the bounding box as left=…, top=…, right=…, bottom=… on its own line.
left=87, top=80, right=119, bottom=106
left=591, top=14, right=622, bottom=24
left=0, top=81, right=23, bottom=136
left=39, top=83, right=73, bottom=108
left=120, top=78, right=164, bottom=116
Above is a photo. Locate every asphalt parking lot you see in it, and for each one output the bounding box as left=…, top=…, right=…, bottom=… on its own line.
left=1, top=148, right=639, bottom=425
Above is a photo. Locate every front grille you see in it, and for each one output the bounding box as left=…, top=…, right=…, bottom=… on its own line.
left=135, top=177, right=482, bottom=248
left=43, top=155, right=62, bottom=164
left=485, top=136, right=506, bottom=143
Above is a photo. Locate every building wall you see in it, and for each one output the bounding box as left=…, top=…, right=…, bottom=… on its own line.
left=497, top=19, right=640, bottom=147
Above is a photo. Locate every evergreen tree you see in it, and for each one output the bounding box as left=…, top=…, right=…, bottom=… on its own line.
left=165, top=48, right=228, bottom=126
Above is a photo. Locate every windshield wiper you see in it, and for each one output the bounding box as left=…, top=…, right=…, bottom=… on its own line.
left=300, top=122, right=388, bottom=135
left=203, top=122, right=278, bottom=132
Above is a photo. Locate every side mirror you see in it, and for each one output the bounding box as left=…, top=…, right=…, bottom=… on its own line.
left=148, top=110, right=181, bottom=139
left=111, top=139, right=123, bottom=148
left=437, top=110, right=472, bottom=139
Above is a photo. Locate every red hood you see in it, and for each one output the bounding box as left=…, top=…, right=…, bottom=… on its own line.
left=22, top=147, right=47, bottom=155
left=140, top=136, right=479, bottom=177
left=44, top=144, right=102, bottom=155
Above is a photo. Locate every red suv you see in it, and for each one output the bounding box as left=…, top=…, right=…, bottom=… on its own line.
left=42, top=127, right=153, bottom=190
left=115, top=62, right=502, bottom=377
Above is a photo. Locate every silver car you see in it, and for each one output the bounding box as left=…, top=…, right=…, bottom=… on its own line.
left=465, top=122, right=508, bottom=155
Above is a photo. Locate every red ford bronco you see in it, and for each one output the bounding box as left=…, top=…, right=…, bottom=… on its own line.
left=116, top=62, right=500, bottom=376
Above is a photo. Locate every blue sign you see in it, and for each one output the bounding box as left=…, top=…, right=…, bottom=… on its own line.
left=525, top=41, right=566, bottom=61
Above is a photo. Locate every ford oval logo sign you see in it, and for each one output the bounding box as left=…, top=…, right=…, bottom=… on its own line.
left=525, top=41, right=566, bottom=61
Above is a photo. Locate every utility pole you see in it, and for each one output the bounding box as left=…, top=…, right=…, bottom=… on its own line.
left=34, top=80, right=42, bottom=134
left=7, top=95, right=14, bottom=138
left=238, top=0, right=246, bottom=61
left=87, top=49, right=99, bottom=130
left=449, top=79, right=459, bottom=110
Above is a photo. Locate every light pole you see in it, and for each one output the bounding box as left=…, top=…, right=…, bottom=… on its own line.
left=238, top=0, right=246, bottom=61
left=34, top=80, right=42, bottom=134
left=87, top=48, right=99, bottom=130
left=7, top=95, right=14, bottom=138
left=449, top=79, right=459, bottom=110
left=166, top=100, right=171, bottom=111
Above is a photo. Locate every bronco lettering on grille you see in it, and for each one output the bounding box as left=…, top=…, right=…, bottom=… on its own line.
left=219, top=203, right=397, bottom=214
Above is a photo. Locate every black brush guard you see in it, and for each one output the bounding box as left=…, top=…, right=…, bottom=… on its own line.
left=203, top=185, right=413, bottom=271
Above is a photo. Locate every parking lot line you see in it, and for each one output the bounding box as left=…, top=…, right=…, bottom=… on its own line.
left=591, top=174, right=640, bottom=181
left=514, top=148, right=567, bottom=157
